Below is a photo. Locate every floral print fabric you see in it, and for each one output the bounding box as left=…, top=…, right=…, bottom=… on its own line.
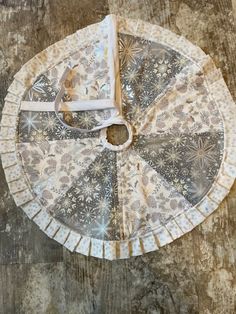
left=16, top=31, right=224, bottom=242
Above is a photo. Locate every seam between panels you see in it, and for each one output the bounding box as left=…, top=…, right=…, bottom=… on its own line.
left=107, top=14, right=122, bottom=115
left=116, top=150, right=126, bottom=241
left=48, top=144, right=106, bottom=214
left=17, top=139, right=106, bottom=215
left=116, top=148, right=161, bottom=240
left=128, top=148, right=194, bottom=218
left=130, top=145, right=225, bottom=226
left=132, top=128, right=225, bottom=209
left=131, top=63, right=200, bottom=132
left=135, top=88, right=206, bottom=136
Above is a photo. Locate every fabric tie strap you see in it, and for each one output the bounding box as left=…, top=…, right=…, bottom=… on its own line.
left=53, top=15, right=133, bottom=149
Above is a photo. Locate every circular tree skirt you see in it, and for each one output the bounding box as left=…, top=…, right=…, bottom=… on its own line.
left=1, top=15, right=236, bottom=260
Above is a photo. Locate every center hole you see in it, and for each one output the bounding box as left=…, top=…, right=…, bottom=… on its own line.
left=106, top=124, right=129, bottom=146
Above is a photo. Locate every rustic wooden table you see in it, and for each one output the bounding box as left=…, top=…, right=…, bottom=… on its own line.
left=0, top=1, right=236, bottom=313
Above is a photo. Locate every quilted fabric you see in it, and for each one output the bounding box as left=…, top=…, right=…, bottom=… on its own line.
left=1, top=15, right=236, bottom=259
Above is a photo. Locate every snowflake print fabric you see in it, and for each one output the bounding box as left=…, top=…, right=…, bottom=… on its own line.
left=1, top=15, right=236, bottom=260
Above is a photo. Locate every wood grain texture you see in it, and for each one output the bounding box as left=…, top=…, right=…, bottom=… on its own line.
left=0, top=0, right=236, bottom=313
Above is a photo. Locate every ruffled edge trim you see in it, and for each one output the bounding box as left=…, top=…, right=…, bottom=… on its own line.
left=0, top=15, right=236, bottom=260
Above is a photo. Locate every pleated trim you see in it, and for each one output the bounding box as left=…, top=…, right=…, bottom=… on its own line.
left=0, top=14, right=235, bottom=260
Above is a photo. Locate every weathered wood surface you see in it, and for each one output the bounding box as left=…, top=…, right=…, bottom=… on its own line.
left=0, top=1, right=236, bottom=313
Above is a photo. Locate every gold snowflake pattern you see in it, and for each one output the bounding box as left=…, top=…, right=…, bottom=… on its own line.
left=77, top=112, right=96, bottom=129
left=96, top=197, right=110, bottom=214
left=173, top=178, right=188, bottom=195
left=76, top=177, right=101, bottom=203
left=153, top=59, right=172, bottom=78
left=59, top=194, right=77, bottom=215
left=119, top=36, right=142, bottom=67
left=186, top=137, right=217, bottom=169
left=30, top=129, right=49, bottom=143
left=123, top=68, right=140, bottom=83
left=43, top=113, right=58, bottom=131
left=91, top=160, right=105, bottom=176
left=55, top=125, right=72, bottom=139
left=165, top=147, right=182, bottom=164
left=80, top=206, right=97, bottom=224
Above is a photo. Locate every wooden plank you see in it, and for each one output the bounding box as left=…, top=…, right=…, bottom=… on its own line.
left=0, top=263, right=65, bottom=314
